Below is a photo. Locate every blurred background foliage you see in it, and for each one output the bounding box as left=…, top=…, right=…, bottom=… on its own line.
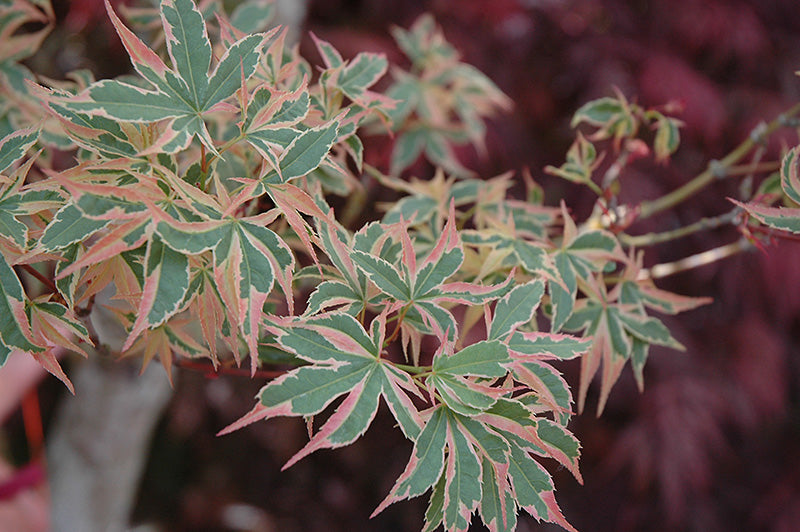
left=5, top=0, right=800, bottom=530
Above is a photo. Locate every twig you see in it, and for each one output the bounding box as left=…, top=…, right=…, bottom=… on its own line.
left=637, top=102, right=800, bottom=220
left=620, top=209, right=739, bottom=247
left=637, top=239, right=751, bottom=280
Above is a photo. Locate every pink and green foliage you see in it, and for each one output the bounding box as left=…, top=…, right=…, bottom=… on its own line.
left=1, top=0, right=800, bottom=530
left=736, top=146, right=800, bottom=234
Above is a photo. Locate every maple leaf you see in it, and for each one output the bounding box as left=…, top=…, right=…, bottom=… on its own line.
left=615, top=251, right=711, bottom=391
left=351, top=204, right=510, bottom=353
left=219, top=312, right=425, bottom=455
left=154, top=205, right=294, bottom=374
left=549, top=202, right=624, bottom=332
left=24, top=297, right=95, bottom=392
left=40, top=161, right=176, bottom=278
left=487, top=280, right=589, bottom=424
left=382, top=14, right=511, bottom=176
left=114, top=308, right=209, bottom=384
left=45, top=0, right=267, bottom=154
left=375, top=399, right=580, bottom=532
left=304, top=217, right=371, bottom=316
left=0, top=250, right=42, bottom=362
left=0, top=0, right=53, bottom=117
left=0, top=128, right=67, bottom=250
left=564, top=274, right=685, bottom=415
left=310, top=32, right=391, bottom=114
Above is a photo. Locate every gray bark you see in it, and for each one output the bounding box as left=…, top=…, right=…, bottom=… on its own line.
left=47, top=356, right=172, bottom=532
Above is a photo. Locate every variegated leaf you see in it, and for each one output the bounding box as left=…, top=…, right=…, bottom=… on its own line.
left=0, top=126, right=38, bottom=174
left=220, top=313, right=424, bottom=455
left=40, top=203, right=110, bottom=251
left=488, top=280, right=544, bottom=342
left=733, top=198, right=800, bottom=234
left=122, top=234, right=190, bottom=351
left=48, top=0, right=265, bottom=153
left=0, top=251, right=41, bottom=356
left=260, top=121, right=340, bottom=184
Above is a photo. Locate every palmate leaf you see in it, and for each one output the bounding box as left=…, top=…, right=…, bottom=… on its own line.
left=549, top=207, right=623, bottom=331
left=376, top=401, right=578, bottom=532
left=48, top=0, right=266, bottom=154
left=155, top=213, right=294, bottom=373
left=337, top=52, right=388, bottom=101
left=374, top=407, right=482, bottom=531
left=305, top=219, right=370, bottom=315
left=564, top=276, right=684, bottom=414
left=25, top=298, right=95, bottom=392
left=242, top=85, right=310, bottom=171
left=43, top=163, right=185, bottom=279
left=429, top=340, right=510, bottom=416
left=219, top=313, right=425, bottom=452
left=119, top=312, right=209, bottom=384
left=352, top=206, right=510, bottom=344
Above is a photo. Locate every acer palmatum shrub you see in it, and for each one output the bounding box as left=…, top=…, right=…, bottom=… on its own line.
left=1, top=0, right=799, bottom=530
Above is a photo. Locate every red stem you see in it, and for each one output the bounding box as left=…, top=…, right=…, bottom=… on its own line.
left=20, top=264, right=57, bottom=293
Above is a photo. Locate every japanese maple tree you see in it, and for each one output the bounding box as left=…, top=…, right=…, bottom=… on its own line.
left=1, top=1, right=799, bottom=531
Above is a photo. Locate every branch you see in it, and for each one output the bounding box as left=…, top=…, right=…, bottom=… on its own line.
left=637, top=239, right=751, bottom=280
left=620, top=209, right=739, bottom=247
left=637, top=102, right=800, bottom=220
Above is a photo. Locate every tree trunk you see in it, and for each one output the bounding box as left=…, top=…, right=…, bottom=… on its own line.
left=46, top=355, right=171, bottom=532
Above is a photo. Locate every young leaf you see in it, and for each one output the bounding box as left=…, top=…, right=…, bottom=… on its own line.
left=337, top=52, right=388, bottom=100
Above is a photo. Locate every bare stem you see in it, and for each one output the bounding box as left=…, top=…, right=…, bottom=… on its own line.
left=724, top=160, right=780, bottom=177
left=384, top=304, right=411, bottom=346
left=392, top=362, right=430, bottom=374
left=620, top=209, right=739, bottom=247
left=637, top=239, right=751, bottom=280
left=637, top=102, right=800, bottom=220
